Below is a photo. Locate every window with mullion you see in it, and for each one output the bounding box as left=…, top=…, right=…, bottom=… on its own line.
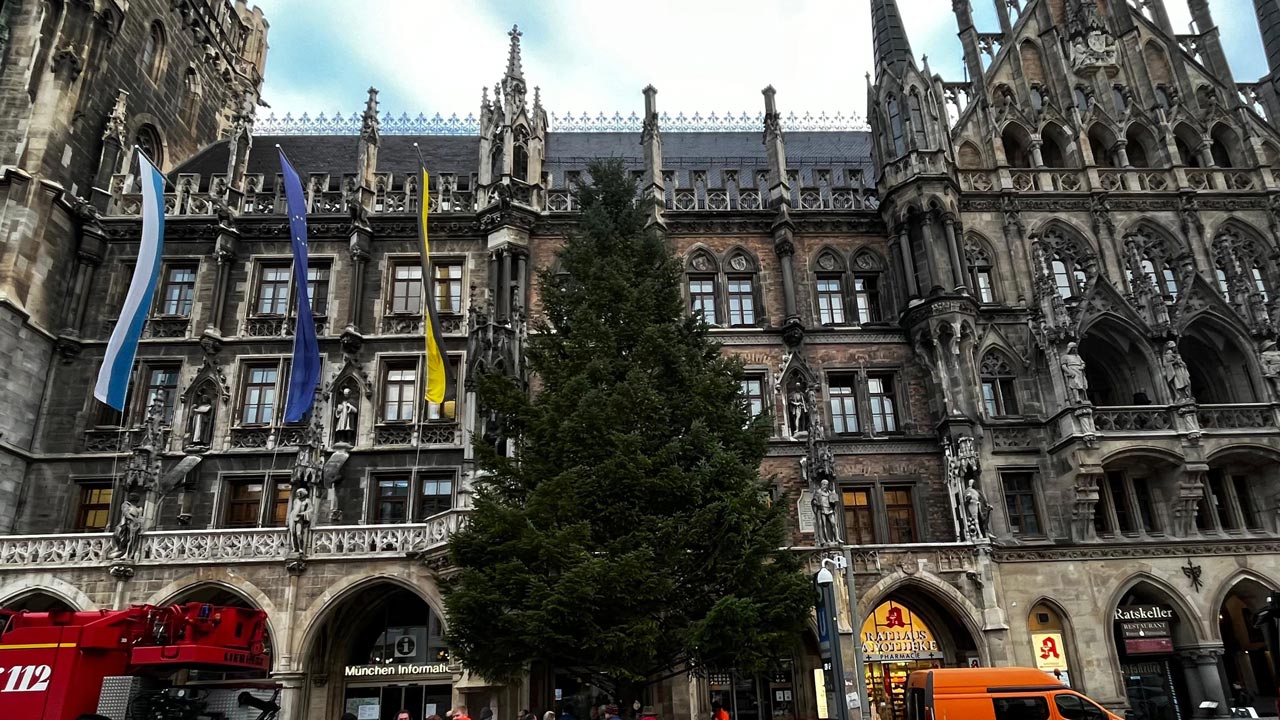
left=75, top=484, right=114, bottom=532
left=827, top=376, right=859, bottom=435
left=726, top=276, right=756, bottom=326
left=382, top=362, right=418, bottom=423
left=853, top=275, right=880, bottom=324
left=268, top=480, right=292, bottom=527
left=391, top=264, right=424, bottom=315
left=867, top=375, right=898, bottom=433
left=1207, top=470, right=1239, bottom=531
left=841, top=488, right=875, bottom=545
left=224, top=480, right=265, bottom=528
left=883, top=486, right=917, bottom=543
left=816, top=276, right=846, bottom=325
left=1233, top=474, right=1262, bottom=530
left=433, top=262, right=464, bottom=314
left=1000, top=472, right=1042, bottom=537
left=689, top=276, right=718, bottom=323
left=419, top=474, right=455, bottom=518
left=160, top=265, right=197, bottom=316
left=1106, top=471, right=1137, bottom=534
left=375, top=476, right=411, bottom=524
left=741, top=375, right=766, bottom=418
left=143, top=365, right=180, bottom=424
left=241, top=365, right=279, bottom=425
left=971, top=266, right=995, bottom=303
left=306, top=264, right=330, bottom=316
left=256, top=264, right=291, bottom=316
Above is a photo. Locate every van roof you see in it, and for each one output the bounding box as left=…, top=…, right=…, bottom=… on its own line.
left=921, top=668, right=1066, bottom=691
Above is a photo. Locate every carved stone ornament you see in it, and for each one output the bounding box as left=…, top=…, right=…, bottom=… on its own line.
left=730, top=254, right=748, bottom=271
left=817, top=253, right=837, bottom=271
left=691, top=253, right=712, bottom=272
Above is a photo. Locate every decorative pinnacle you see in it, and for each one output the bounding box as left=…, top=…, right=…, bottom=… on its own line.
left=363, top=87, right=379, bottom=117
left=533, top=85, right=542, bottom=109
left=643, top=85, right=658, bottom=115
left=762, top=85, right=778, bottom=115
left=506, top=24, right=524, bottom=80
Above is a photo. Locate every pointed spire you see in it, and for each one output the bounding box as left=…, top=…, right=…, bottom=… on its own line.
left=360, top=87, right=380, bottom=145
left=870, top=0, right=914, bottom=76
left=1256, top=0, right=1280, bottom=75
left=506, top=24, right=524, bottom=81
left=533, top=85, right=542, bottom=112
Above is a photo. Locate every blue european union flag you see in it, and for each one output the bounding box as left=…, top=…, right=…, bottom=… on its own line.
left=278, top=148, right=321, bottom=423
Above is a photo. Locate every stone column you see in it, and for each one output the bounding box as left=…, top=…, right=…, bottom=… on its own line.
left=1029, top=139, right=1045, bottom=168
left=897, top=224, right=919, bottom=298
left=920, top=213, right=946, bottom=295
left=943, top=214, right=965, bottom=292
left=515, top=251, right=528, bottom=314
left=774, top=217, right=799, bottom=320
left=348, top=222, right=372, bottom=333
left=67, top=223, right=106, bottom=334
left=1114, top=140, right=1131, bottom=168
left=1179, top=646, right=1231, bottom=718
left=208, top=227, right=241, bottom=335
left=498, top=249, right=512, bottom=323
left=273, top=671, right=307, bottom=720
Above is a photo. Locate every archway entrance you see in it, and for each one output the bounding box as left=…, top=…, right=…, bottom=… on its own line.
left=859, top=592, right=979, bottom=720
left=1113, top=583, right=1202, bottom=720
left=0, top=590, right=75, bottom=612
left=308, top=582, right=453, bottom=720
left=1219, top=579, right=1277, bottom=713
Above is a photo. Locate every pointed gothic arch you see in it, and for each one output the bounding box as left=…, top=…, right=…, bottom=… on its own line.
left=963, top=232, right=1000, bottom=303
left=980, top=347, right=1021, bottom=417
left=1026, top=598, right=1082, bottom=689
left=1142, top=40, right=1173, bottom=86
left=857, top=572, right=988, bottom=666
left=1173, top=122, right=1204, bottom=167
left=1018, top=40, right=1046, bottom=87
left=1001, top=122, right=1034, bottom=168
left=1107, top=573, right=1208, bottom=646
left=956, top=140, right=983, bottom=169
left=1078, top=315, right=1161, bottom=405
left=1033, top=219, right=1097, bottom=299
left=1040, top=121, right=1077, bottom=168
left=851, top=247, right=889, bottom=321
left=1088, top=122, right=1120, bottom=167
left=1209, top=122, right=1242, bottom=168
left=513, top=124, right=531, bottom=182
left=1121, top=220, right=1186, bottom=297
left=1179, top=313, right=1262, bottom=403
left=1125, top=121, right=1162, bottom=168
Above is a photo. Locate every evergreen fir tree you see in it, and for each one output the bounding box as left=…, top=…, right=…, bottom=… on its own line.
left=444, top=159, right=812, bottom=705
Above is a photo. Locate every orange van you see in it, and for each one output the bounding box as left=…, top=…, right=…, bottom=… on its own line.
left=905, top=668, right=1125, bottom=720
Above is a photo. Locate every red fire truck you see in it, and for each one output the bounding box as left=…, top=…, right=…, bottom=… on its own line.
left=0, top=602, right=276, bottom=720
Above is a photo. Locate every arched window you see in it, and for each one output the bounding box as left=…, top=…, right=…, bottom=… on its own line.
left=29, top=1, right=64, bottom=99
left=181, top=67, right=201, bottom=122
left=513, top=125, right=530, bottom=182
left=1002, top=124, right=1033, bottom=168
left=908, top=92, right=927, bottom=148
left=1125, top=123, right=1161, bottom=168
left=851, top=250, right=884, bottom=324
left=813, top=250, right=847, bottom=326
left=1073, top=87, right=1090, bottom=111
left=964, top=237, right=996, bottom=303
left=1252, top=266, right=1270, bottom=302
left=1088, top=124, right=1118, bottom=168
left=886, top=97, right=906, bottom=157
left=1174, top=124, right=1202, bottom=167
left=980, top=350, right=1019, bottom=417
left=1125, top=228, right=1181, bottom=298
left=142, top=21, right=166, bottom=80
left=1210, top=123, right=1240, bottom=168
left=1215, top=267, right=1231, bottom=298
left=724, top=250, right=759, bottom=327
left=686, top=250, right=720, bottom=325
left=1038, top=227, right=1092, bottom=299
left=134, top=124, right=163, bottom=168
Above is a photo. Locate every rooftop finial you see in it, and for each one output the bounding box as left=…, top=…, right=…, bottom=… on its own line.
left=361, top=87, right=380, bottom=144
left=506, top=24, right=524, bottom=80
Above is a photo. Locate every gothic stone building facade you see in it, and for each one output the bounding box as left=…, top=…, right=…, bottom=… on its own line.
left=5, top=2, right=1280, bottom=720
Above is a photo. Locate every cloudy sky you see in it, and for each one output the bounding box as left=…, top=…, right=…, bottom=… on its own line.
left=250, top=0, right=1271, bottom=123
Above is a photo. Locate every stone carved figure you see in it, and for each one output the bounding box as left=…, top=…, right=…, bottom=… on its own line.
left=811, top=479, right=841, bottom=547
left=1162, top=341, right=1193, bottom=402
left=964, top=478, right=994, bottom=540
left=1061, top=342, right=1089, bottom=404
left=1261, top=342, right=1280, bottom=400
left=187, top=390, right=214, bottom=447
left=334, top=387, right=358, bottom=444
left=788, top=385, right=809, bottom=436
left=110, top=493, right=144, bottom=559
left=288, top=486, right=313, bottom=555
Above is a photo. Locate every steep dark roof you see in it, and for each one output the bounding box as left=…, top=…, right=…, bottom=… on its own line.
left=871, top=0, right=913, bottom=76
left=173, top=130, right=874, bottom=190
left=1257, top=0, right=1280, bottom=75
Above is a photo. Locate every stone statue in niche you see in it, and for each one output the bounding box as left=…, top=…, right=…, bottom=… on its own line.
left=1162, top=341, right=1194, bottom=402
left=1060, top=342, right=1089, bottom=405
left=288, top=486, right=313, bottom=555
left=964, top=478, right=994, bottom=540
left=110, top=492, right=144, bottom=559
left=811, top=479, right=842, bottom=547
left=333, top=387, right=359, bottom=445
left=788, top=383, right=809, bottom=437
left=1260, top=341, right=1280, bottom=400
left=186, top=389, right=215, bottom=448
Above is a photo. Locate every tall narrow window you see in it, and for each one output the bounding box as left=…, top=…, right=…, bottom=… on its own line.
left=867, top=375, right=898, bottom=433
left=382, top=362, right=417, bottom=423
left=887, top=97, right=906, bottom=156
left=908, top=93, right=927, bottom=148
left=160, top=265, right=197, bottom=316
left=307, top=264, right=330, bottom=317
left=841, top=488, right=876, bottom=545
left=1233, top=475, right=1261, bottom=530
left=726, top=277, right=755, bottom=326
left=1052, top=260, right=1073, bottom=299
left=741, top=375, right=766, bottom=418
left=853, top=275, right=880, bottom=324
left=980, top=352, right=1019, bottom=417
left=1001, top=472, right=1041, bottom=537
left=884, top=486, right=917, bottom=543
left=391, top=264, right=423, bottom=314
left=975, top=267, right=994, bottom=303
left=816, top=276, right=846, bottom=325
left=269, top=480, right=292, bottom=527
left=375, top=476, right=410, bottom=524
left=256, top=264, right=291, bottom=315
left=1215, top=268, right=1231, bottom=298
left=1207, top=471, right=1238, bottom=531
left=828, top=375, right=859, bottom=435
left=689, top=277, right=718, bottom=323
left=143, top=365, right=180, bottom=423
left=434, top=262, right=464, bottom=314
left=965, top=243, right=995, bottom=303
left=75, top=484, right=114, bottom=532
left=1106, top=472, right=1136, bottom=534
left=1253, top=266, right=1269, bottom=302
left=241, top=365, right=278, bottom=425
left=143, top=22, right=165, bottom=79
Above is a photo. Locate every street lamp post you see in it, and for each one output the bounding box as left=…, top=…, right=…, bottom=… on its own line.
left=817, top=555, right=871, bottom=720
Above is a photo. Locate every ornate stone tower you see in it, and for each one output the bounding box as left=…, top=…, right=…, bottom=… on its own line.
left=477, top=24, right=549, bottom=210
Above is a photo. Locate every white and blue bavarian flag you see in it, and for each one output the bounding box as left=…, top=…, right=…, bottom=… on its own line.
left=94, top=150, right=166, bottom=410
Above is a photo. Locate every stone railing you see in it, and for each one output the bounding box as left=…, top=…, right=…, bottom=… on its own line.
left=374, top=422, right=461, bottom=447
left=243, top=315, right=328, bottom=338
left=1093, top=406, right=1176, bottom=432
left=961, top=166, right=1269, bottom=194
left=83, top=427, right=173, bottom=453
left=1198, top=403, right=1276, bottom=430
left=0, top=511, right=469, bottom=569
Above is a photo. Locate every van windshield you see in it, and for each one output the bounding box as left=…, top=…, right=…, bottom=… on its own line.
left=1054, top=693, right=1108, bottom=720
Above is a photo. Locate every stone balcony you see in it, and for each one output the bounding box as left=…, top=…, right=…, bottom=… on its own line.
left=0, top=509, right=468, bottom=570
left=1049, top=402, right=1280, bottom=451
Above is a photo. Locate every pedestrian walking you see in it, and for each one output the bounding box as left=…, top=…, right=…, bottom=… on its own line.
left=712, top=701, right=730, bottom=720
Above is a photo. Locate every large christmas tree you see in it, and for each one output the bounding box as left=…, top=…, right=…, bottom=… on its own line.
left=444, top=160, right=812, bottom=707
